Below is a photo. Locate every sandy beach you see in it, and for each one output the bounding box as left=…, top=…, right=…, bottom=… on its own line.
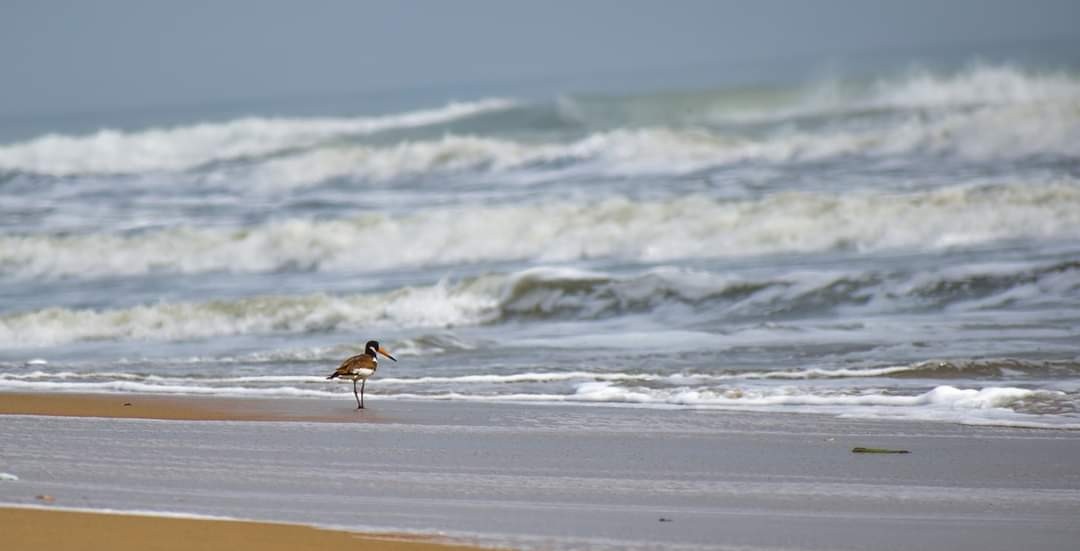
left=2, top=392, right=1079, bottom=550
left=4, top=3, right=1080, bottom=550
left=0, top=506, right=489, bottom=551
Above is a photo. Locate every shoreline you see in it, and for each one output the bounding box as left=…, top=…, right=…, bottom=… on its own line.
left=1, top=390, right=1075, bottom=431
left=3, top=391, right=1079, bottom=549
left=0, top=505, right=490, bottom=551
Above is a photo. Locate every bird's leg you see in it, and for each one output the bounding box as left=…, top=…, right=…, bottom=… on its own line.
left=353, top=378, right=362, bottom=409
left=360, top=379, right=366, bottom=409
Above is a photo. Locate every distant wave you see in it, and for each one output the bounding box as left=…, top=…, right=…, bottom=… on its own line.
left=2, top=65, right=1077, bottom=181
left=708, top=63, right=1080, bottom=122
left=865, top=63, right=1080, bottom=109
left=0, top=98, right=515, bottom=176
left=2, top=180, right=1078, bottom=280
left=229, top=65, right=1080, bottom=188
left=539, top=64, right=1080, bottom=128
left=2, top=259, right=1078, bottom=346
left=242, top=99, right=1080, bottom=188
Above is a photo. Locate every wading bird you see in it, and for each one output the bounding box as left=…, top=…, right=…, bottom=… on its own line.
left=326, top=340, right=397, bottom=409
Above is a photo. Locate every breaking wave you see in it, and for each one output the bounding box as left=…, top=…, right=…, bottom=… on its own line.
left=880, top=359, right=1080, bottom=379
left=2, top=259, right=1078, bottom=346
left=243, top=101, right=1080, bottom=188
left=0, top=99, right=515, bottom=176
left=713, top=63, right=1080, bottom=123
left=3, top=181, right=1079, bottom=280
left=0, top=279, right=500, bottom=346
left=864, top=63, right=1080, bottom=110
left=2, top=65, right=1077, bottom=183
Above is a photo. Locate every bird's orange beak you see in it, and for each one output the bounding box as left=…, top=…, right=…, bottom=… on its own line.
left=378, top=347, right=397, bottom=362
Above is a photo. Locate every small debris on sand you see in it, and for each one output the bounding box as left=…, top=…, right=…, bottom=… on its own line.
left=36, top=494, right=55, bottom=503
left=0, top=472, right=19, bottom=481
left=852, top=447, right=910, bottom=454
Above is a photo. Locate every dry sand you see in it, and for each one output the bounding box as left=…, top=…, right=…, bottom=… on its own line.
left=0, top=506, right=488, bottom=551
left=0, top=391, right=370, bottom=422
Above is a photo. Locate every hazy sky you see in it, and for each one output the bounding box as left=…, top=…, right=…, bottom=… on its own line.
left=2, top=0, right=1079, bottom=118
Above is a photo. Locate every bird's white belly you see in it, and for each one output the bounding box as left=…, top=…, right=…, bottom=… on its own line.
left=349, top=368, right=375, bottom=378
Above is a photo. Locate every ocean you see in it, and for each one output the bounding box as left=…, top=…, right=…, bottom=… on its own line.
left=2, top=62, right=1079, bottom=429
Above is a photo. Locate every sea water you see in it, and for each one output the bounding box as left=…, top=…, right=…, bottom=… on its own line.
left=1, top=62, right=1079, bottom=428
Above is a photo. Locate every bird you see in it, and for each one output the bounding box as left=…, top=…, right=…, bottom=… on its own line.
left=326, top=340, right=397, bottom=409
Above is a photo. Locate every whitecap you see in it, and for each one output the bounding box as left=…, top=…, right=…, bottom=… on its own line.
left=0, top=99, right=515, bottom=176
left=3, top=180, right=1079, bottom=280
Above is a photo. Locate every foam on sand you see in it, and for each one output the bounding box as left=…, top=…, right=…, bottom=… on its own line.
left=8, top=358, right=1076, bottom=387
left=2, top=365, right=1077, bottom=429
left=383, top=384, right=1080, bottom=429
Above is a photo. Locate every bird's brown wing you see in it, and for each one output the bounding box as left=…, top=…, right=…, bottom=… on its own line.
left=328, top=354, right=375, bottom=378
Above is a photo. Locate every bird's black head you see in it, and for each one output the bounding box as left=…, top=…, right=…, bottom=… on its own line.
left=365, top=340, right=397, bottom=362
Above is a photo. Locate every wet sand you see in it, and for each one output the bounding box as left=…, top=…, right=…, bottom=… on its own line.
left=0, top=506, right=487, bottom=551
left=2, top=392, right=1080, bottom=550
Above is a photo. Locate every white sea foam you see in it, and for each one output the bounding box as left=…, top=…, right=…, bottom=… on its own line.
left=394, top=384, right=1080, bottom=428
left=620, top=384, right=1041, bottom=409
left=0, top=369, right=660, bottom=385
left=719, top=64, right=1080, bottom=122
left=868, top=64, right=1080, bottom=109
left=0, top=99, right=514, bottom=175
left=0, top=503, right=240, bottom=522
left=3, top=180, right=1078, bottom=280
left=0, top=378, right=341, bottom=397
left=0, top=370, right=150, bottom=380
